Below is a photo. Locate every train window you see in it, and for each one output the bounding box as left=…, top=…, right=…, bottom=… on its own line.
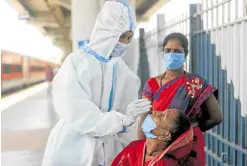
left=15, top=65, right=22, bottom=73
left=31, top=66, right=36, bottom=72
left=3, top=64, right=12, bottom=74
left=34, top=66, right=43, bottom=71
left=31, top=66, right=45, bottom=72
left=40, top=67, right=45, bottom=71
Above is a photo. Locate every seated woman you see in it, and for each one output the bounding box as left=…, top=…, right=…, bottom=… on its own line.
left=111, top=109, right=197, bottom=166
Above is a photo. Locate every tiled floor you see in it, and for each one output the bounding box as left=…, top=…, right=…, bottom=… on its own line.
left=1, top=87, right=58, bottom=166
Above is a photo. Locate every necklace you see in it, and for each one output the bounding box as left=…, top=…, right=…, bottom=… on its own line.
left=159, top=72, right=166, bottom=87
left=146, top=148, right=165, bottom=156
left=159, top=70, right=186, bottom=87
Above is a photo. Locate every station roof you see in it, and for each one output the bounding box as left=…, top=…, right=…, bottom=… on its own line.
left=7, top=0, right=168, bottom=57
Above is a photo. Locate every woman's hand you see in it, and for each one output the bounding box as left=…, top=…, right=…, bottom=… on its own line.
left=199, top=94, right=222, bottom=131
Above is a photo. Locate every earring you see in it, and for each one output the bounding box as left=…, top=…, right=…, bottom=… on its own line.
left=157, top=136, right=166, bottom=141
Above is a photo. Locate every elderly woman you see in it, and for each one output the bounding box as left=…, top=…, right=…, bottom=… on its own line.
left=112, top=109, right=197, bottom=165
left=138, top=33, right=222, bottom=165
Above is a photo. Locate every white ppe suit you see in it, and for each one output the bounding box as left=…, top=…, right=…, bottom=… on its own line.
left=42, top=1, right=142, bottom=166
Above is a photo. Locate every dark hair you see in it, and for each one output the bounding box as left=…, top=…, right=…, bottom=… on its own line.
left=169, top=111, right=191, bottom=144
left=162, top=33, right=189, bottom=56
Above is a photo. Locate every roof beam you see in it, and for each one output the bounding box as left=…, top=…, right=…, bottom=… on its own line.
left=136, top=16, right=149, bottom=22
left=136, top=0, right=159, bottom=17
left=19, top=0, right=36, bottom=16
left=35, top=12, right=56, bottom=22
left=45, top=28, right=64, bottom=35
left=32, top=11, right=70, bottom=28
left=135, top=0, right=143, bottom=7
left=44, top=0, right=72, bottom=56
left=52, top=0, right=71, bottom=10
left=33, top=21, right=59, bottom=28
left=142, top=0, right=168, bottom=18
left=6, top=0, right=26, bottom=13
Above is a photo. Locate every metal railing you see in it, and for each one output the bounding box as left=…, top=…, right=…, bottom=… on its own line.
left=139, top=0, right=247, bottom=165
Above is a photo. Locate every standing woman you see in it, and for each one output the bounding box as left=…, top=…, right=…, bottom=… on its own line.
left=138, top=33, right=222, bottom=165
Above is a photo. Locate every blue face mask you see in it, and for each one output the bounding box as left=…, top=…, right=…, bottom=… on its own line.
left=111, top=42, right=127, bottom=57
left=141, top=115, right=157, bottom=139
left=164, top=53, right=185, bottom=70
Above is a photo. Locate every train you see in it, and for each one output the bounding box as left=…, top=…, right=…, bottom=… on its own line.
left=1, top=50, right=59, bottom=94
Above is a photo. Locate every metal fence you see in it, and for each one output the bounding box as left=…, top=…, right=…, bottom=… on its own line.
left=139, top=0, right=247, bottom=165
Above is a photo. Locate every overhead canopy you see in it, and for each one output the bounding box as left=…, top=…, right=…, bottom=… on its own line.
left=7, top=0, right=168, bottom=58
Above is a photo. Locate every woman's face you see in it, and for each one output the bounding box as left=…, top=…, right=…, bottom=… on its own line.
left=151, top=109, right=179, bottom=131
left=163, top=39, right=185, bottom=54
left=119, top=31, right=133, bottom=44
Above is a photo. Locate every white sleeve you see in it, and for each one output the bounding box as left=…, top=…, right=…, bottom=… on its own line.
left=52, top=54, right=124, bottom=137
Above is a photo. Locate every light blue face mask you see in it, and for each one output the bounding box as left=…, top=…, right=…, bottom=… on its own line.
left=141, top=115, right=157, bottom=139
left=164, top=53, right=185, bottom=70
left=111, top=42, right=127, bottom=57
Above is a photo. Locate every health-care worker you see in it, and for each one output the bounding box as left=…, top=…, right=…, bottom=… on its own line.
left=42, top=1, right=151, bottom=166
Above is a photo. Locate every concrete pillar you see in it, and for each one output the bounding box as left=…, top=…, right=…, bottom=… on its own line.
left=123, top=0, right=138, bottom=72
left=71, top=0, right=100, bottom=51
left=156, top=14, right=166, bottom=74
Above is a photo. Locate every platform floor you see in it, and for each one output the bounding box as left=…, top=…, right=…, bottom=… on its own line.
left=1, top=83, right=58, bottom=166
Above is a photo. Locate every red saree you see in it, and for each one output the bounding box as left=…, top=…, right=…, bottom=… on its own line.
left=112, top=127, right=195, bottom=166
left=112, top=73, right=216, bottom=166
left=142, top=73, right=216, bottom=165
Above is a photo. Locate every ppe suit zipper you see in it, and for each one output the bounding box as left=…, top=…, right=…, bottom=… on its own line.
left=99, top=63, right=105, bottom=109
left=99, top=63, right=106, bottom=166
left=108, top=64, right=117, bottom=112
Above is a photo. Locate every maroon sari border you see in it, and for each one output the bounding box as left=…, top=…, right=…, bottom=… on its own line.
left=187, top=85, right=216, bottom=116
left=148, top=127, right=193, bottom=166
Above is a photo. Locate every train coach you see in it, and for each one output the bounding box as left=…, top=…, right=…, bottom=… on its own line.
left=1, top=50, right=59, bottom=94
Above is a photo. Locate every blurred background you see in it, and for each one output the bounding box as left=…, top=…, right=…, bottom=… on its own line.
left=1, top=0, right=247, bottom=165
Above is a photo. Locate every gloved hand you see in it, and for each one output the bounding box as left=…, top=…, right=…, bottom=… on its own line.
left=122, top=99, right=152, bottom=127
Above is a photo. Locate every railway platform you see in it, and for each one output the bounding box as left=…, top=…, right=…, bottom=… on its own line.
left=1, top=83, right=58, bottom=166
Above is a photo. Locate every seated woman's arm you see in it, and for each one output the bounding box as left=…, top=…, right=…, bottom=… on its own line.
left=199, top=94, right=222, bottom=132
